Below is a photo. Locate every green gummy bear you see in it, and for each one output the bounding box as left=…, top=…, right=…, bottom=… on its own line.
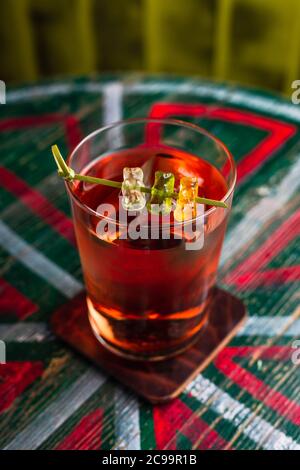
left=147, top=171, right=175, bottom=215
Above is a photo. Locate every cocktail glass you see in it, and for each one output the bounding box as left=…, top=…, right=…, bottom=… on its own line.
left=66, top=118, right=236, bottom=360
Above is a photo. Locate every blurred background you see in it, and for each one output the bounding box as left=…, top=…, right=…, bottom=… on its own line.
left=1, top=0, right=300, bottom=94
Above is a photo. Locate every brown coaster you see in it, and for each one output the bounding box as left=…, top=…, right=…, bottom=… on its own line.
left=51, top=288, right=246, bottom=403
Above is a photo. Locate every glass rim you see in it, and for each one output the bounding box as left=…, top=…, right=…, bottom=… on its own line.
left=66, top=117, right=237, bottom=223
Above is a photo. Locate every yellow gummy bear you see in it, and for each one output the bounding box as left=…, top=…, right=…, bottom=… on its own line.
left=174, top=176, right=198, bottom=222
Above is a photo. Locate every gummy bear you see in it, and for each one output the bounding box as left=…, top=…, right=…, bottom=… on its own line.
left=147, top=171, right=175, bottom=215
left=174, top=176, right=198, bottom=222
left=121, top=167, right=146, bottom=211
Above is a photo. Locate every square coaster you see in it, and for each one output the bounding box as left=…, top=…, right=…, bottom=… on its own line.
left=51, top=288, right=246, bottom=403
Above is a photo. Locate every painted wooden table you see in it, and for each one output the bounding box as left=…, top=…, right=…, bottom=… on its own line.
left=0, top=75, right=299, bottom=450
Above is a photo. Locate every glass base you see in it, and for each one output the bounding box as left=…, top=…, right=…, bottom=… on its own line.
left=87, top=296, right=209, bottom=361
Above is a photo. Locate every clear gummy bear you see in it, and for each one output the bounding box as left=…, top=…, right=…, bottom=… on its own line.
left=121, top=167, right=146, bottom=211
left=174, top=176, right=198, bottom=222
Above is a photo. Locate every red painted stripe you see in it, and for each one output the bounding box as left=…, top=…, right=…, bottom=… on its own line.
left=226, top=209, right=300, bottom=287
left=239, top=208, right=300, bottom=271
left=63, top=116, right=83, bottom=150
left=226, top=346, right=292, bottom=361
left=0, top=166, right=76, bottom=245
left=55, top=408, right=103, bottom=450
left=0, top=113, right=82, bottom=244
left=147, top=103, right=207, bottom=145
left=233, top=266, right=300, bottom=288
left=147, top=103, right=296, bottom=184
left=0, top=278, right=38, bottom=319
left=209, top=108, right=296, bottom=183
left=215, top=347, right=300, bottom=426
left=153, top=399, right=230, bottom=450
left=0, top=114, right=82, bottom=150
left=0, top=362, right=43, bottom=413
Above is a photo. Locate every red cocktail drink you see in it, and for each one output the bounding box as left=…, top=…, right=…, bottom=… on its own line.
left=67, top=119, right=236, bottom=360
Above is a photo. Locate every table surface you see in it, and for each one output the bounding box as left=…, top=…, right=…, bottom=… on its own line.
left=0, top=75, right=299, bottom=450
